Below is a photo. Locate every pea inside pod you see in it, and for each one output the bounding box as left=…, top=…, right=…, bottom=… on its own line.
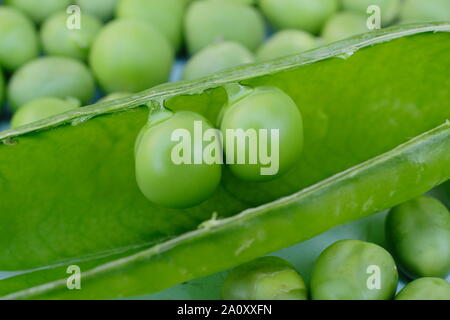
left=400, top=0, right=450, bottom=24
left=222, top=256, right=308, bottom=300
left=342, top=0, right=401, bottom=26
left=5, top=0, right=72, bottom=24
left=135, top=109, right=222, bottom=209
left=75, top=0, right=119, bottom=22
left=310, top=240, right=398, bottom=300
left=395, top=277, right=450, bottom=300
left=322, top=12, right=369, bottom=44
left=385, top=196, right=450, bottom=279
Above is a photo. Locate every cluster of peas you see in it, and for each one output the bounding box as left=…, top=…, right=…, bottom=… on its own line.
left=222, top=196, right=450, bottom=300
left=1, top=0, right=450, bottom=129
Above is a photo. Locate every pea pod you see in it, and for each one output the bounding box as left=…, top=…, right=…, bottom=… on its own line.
left=395, top=278, right=450, bottom=300
left=385, top=196, right=450, bottom=278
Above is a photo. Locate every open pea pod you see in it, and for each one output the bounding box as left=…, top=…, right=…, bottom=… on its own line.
left=0, top=24, right=449, bottom=299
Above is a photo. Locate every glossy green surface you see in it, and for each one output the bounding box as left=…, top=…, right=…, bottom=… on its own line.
left=90, top=19, right=174, bottom=94
left=135, top=110, right=222, bottom=209
left=185, top=0, right=265, bottom=55
left=11, top=97, right=80, bottom=129
left=322, top=12, right=369, bottom=43
left=182, top=41, right=254, bottom=81
left=310, top=240, right=398, bottom=300
left=41, top=11, right=102, bottom=61
left=7, top=56, right=95, bottom=110
left=0, top=7, right=39, bottom=71
left=400, top=0, right=450, bottom=24
left=342, top=0, right=401, bottom=26
left=259, top=0, right=339, bottom=34
left=0, top=26, right=449, bottom=299
left=386, top=196, right=450, bottom=278
left=76, top=0, right=119, bottom=21
left=256, top=30, right=317, bottom=62
left=222, top=256, right=307, bottom=300
left=220, top=86, right=303, bottom=182
left=5, top=0, right=71, bottom=24
left=117, top=0, right=185, bottom=51
left=395, top=277, right=450, bottom=300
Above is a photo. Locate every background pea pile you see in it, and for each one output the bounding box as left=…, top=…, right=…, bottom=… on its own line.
left=1, top=0, right=450, bottom=131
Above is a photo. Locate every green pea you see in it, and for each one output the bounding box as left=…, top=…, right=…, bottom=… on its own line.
left=385, top=196, right=450, bottom=279
left=116, top=0, right=185, bottom=51
left=322, top=12, right=369, bottom=44
left=256, top=30, right=317, bottom=62
left=98, top=92, right=131, bottom=103
left=41, top=11, right=102, bottom=61
left=222, top=256, right=308, bottom=300
left=0, top=7, right=39, bottom=72
left=395, top=278, right=450, bottom=300
left=8, top=56, right=95, bottom=110
left=342, top=0, right=401, bottom=26
left=310, top=240, right=398, bottom=300
left=90, top=19, right=174, bottom=94
left=11, top=97, right=80, bottom=128
left=182, top=41, right=254, bottom=81
left=400, top=0, right=450, bottom=24
left=75, top=0, right=119, bottom=22
left=220, top=86, right=303, bottom=182
left=185, top=0, right=265, bottom=55
left=5, top=0, right=72, bottom=24
left=135, top=110, right=222, bottom=209
left=259, top=0, right=339, bottom=34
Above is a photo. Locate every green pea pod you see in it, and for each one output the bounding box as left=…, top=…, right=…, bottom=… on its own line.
left=395, top=278, right=450, bottom=300
left=386, top=196, right=450, bottom=278
left=0, top=24, right=449, bottom=299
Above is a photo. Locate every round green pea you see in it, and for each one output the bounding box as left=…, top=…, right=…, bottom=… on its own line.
left=222, top=256, right=308, bottom=300
left=0, top=7, right=39, bottom=72
left=41, top=11, right=102, bottom=61
left=75, top=0, right=119, bottom=21
left=220, top=86, right=303, bottom=182
left=90, top=19, right=174, bottom=94
left=11, top=97, right=80, bottom=128
left=185, top=0, right=265, bottom=55
left=135, top=110, right=222, bottom=209
left=259, top=0, right=339, bottom=34
left=400, top=0, right=450, bottom=24
left=395, top=278, right=450, bottom=300
left=385, top=196, right=450, bottom=279
left=182, top=41, right=254, bottom=81
left=98, top=92, right=131, bottom=103
left=256, top=30, right=317, bottom=62
left=322, top=12, right=369, bottom=44
left=5, top=0, right=72, bottom=24
left=8, top=56, right=95, bottom=110
left=117, top=0, right=185, bottom=51
left=342, top=0, right=401, bottom=26
left=310, top=240, right=398, bottom=300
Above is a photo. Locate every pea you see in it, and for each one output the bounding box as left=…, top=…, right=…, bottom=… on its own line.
left=75, top=0, right=119, bottom=22
left=98, top=92, right=131, bottom=103
left=220, top=86, right=303, bottom=182
left=342, top=0, right=401, bottom=26
left=90, top=19, right=174, bottom=94
left=322, top=12, right=369, bottom=44
left=116, top=0, right=185, bottom=51
left=185, top=0, right=265, bottom=55
left=135, top=110, right=222, bottom=209
left=385, top=196, right=450, bottom=279
left=11, top=97, right=80, bottom=128
left=222, top=256, right=308, bottom=300
left=7, top=56, right=95, bottom=110
left=5, top=0, right=72, bottom=24
left=0, top=7, right=39, bottom=72
left=396, top=278, right=450, bottom=300
left=182, top=41, right=254, bottom=81
left=400, top=0, right=450, bottom=24
left=256, top=30, right=317, bottom=62
left=310, top=240, right=398, bottom=300
left=41, top=12, right=102, bottom=62
left=259, top=0, right=339, bottom=34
